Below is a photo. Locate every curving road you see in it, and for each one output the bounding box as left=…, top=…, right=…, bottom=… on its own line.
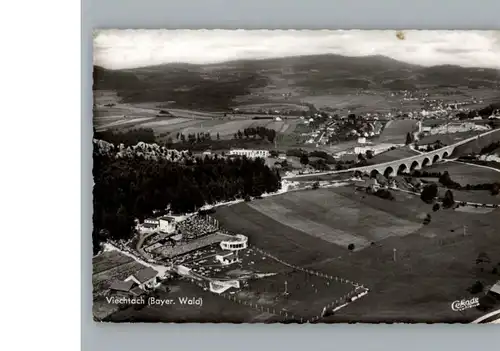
left=285, top=129, right=500, bottom=180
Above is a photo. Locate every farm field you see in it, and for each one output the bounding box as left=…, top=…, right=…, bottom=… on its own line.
left=245, top=189, right=423, bottom=251
left=378, top=119, right=418, bottom=144
left=214, top=186, right=500, bottom=322
left=92, top=250, right=151, bottom=320
left=95, top=117, right=157, bottom=131
left=437, top=187, right=500, bottom=205
left=369, top=147, right=419, bottom=163
left=300, top=93, right=392, bottom=113
left=426, top=161, right=500, bottom=185
left=418, top=130, right=484, bottom=145
left=451, top=128, right=500, bottom=156
left=92, top=250, right=148, bottom=295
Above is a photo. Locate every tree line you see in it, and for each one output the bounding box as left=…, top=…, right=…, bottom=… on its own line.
left=92, top=141, right=281, bottom=254
left=232, top=127, right=277, bottom=143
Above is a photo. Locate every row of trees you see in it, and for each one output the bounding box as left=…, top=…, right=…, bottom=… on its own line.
left=92, top=142, right=281, bottom=254
left=439, top=171, right=499, bottom=195
left=175, top=132, right=220, bottom=144
left=232, top=127, right=277, bottom=143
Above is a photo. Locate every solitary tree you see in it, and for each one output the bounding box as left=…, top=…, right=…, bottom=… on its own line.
left=476, top=252, right=491, bottom=272
left=442, top=189, right=455, bottom=208
left=420, top=183, right=438, bottom=204
left=300, top=154, right=309, bottom=165
left=491, top=183, right=499, bottom=196
left=405, top=132, right=413, bottom=145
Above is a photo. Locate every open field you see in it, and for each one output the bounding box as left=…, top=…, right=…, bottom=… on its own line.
left=418, top=130, right=484, bottom=145
left=426, top=161, right=500, bottom=185
left=451, top=129, right=500, bottom=156
left=233, top=102, right=309, bottom=113
left=300, top=93, right=392, bottom=113
left=370, top=147, right=419, bottom=163
left=245, top=189, right=423, bottom=251
left=437, top=187, right=500, bottom=205
left=214, top=186, right=500, bottom=322
left=378, top=119, right=418, bottom=144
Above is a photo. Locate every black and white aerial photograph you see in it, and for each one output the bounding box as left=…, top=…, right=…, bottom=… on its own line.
left=92, top=29, right=500, bottom=324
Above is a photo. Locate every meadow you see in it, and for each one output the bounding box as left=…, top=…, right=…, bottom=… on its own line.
left=369, top=147, right=420, bottom=163
left=426, top=161, right=500, bottom=185
left=377, top=119, right=418, bottom=144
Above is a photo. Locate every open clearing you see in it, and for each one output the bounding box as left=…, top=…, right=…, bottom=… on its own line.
left=437, top=187, right=500, bottom=205
left=214, top=186, right=500, bottom=322
left=418, top=131, right=484, bottom=145
left=245, top=189, right=423, bottom=251
left=378, top=119, right=418, bottom=144
left=426, top=161, right=500, bottom=185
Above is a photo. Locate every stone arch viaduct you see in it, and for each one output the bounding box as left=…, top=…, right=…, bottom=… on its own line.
left=285, top=129, right=499, bottom=181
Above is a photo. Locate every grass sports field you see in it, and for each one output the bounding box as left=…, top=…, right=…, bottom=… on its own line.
left=214, top=186, right=500, bottom=322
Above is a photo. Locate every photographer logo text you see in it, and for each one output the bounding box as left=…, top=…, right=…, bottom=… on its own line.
left=451, top=297, right=479, bottom=312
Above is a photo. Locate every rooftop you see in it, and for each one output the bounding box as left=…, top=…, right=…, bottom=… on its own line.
left=131, top=267, right=158, bottom=283
left=490, top=281, right=500, bottom=295
left=109, top=280, right=135, bottom=292
left=159, top=216, right=176, bottom=222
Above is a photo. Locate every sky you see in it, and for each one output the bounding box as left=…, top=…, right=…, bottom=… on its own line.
left=93, top=30, right=500, bottom=70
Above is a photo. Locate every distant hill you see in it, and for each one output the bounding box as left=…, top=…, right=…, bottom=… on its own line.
left=93, top=54, right=500, bottom=110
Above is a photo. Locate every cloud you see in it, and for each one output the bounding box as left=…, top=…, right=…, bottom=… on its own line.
left=93, top=30, right=500, bottom=70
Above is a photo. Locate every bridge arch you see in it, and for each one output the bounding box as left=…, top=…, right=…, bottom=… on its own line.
left=384, top=166, right=395, bottom=178
left=397, top=163, right=408, bottom=174
left=421, top=157, right=431, bottom=167
left=442, top=151, right=449, bottom=159
left=432, top=154, right=440, bottom=163
left=410, top=160, right=420, bottom=171
left=370, top=169, right=379, bottom=178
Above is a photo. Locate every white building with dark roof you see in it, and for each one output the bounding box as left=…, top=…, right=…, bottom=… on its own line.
left=109, top=267, right=160, bottom=297
left=124, top=267, right=160, bottom=290
left=229, top=149, right=270, bottom=159
left=138, top=218, right=160, bottom=234
left=215, top=251, right=240, bottom=266
left=159, top=216, right=176, bottom=234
